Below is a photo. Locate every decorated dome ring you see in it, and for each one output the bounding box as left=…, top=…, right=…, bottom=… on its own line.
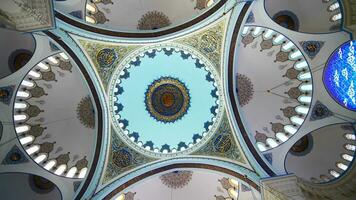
left=109, top=44, right=223, bottom=157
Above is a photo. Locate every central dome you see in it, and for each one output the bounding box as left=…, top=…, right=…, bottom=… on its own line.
left=109, top=45, right=222, bottom=156
left=145, top=77, right=190, bottom=123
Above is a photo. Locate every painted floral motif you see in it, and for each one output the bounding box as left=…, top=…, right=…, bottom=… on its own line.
left=236, top=74, right=254, bottom=107
left=137, top=11, right=171, bottom=30
left=160, top=171, right=193, bottom=189
left=76, top=96, right=95, bottom=129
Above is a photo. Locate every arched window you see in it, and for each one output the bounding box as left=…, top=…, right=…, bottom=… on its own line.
left=19, top=135, right=34, bottom=145
left=328, top=2, right=340, bottom=12
left=344, top=144, right=356, bottom=151
left=344, top=133, right=355, bottom=141
left=257, top=142, right=268, bottom=151
left=341, top=154, right=353, bottom=162
left=26, top=145, right=40, bottom=155
left=44, top=160, right=56, bottom=170
left=66, top=167, right=77, bottom=178
left=330, top=13, right=342, bottom=22
left=266, top=138, right=278, bottom=148
left=336, top=162, right=348, bottom=171
left=78, top=167, right=88, bottom=178
left=34, top=154, right=47, bottom=163
left=329, top=170, right=340, bottom=178
left=54, top=164, right=67, bottom=175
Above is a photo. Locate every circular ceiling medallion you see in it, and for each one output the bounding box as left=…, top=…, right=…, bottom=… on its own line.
left=145, top=77, right=190, bottom=123
left=96, top=48, right=117, bottom=68
left=109, top=45, right=222, bottom=156
left=323, top=40, right=356, bottom=111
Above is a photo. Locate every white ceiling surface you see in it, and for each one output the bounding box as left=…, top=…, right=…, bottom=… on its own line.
left=0, top=173, right=61, bottom=200
left=54, top=0, right=85, bottom=17
left=119, top=169, right=261, bottom=200
left=285, top=124, right=354, bottom=182
left=235, top=37, right=301, bottom=139
left=265, top=0, right=339, bottom=33
left=0, top=28, right=35, bottom=79
left=25, top=59, right=97, bottom=167
left=97, top=0, right=205, bottom=31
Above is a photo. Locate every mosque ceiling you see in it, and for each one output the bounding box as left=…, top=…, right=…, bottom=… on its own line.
left=0, top=0, right=355, bottom=199
left=74, top=15, right=252, bottom=187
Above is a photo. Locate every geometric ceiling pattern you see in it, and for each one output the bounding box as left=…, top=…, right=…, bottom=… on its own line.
left=0, top=0, right=355, bottom=200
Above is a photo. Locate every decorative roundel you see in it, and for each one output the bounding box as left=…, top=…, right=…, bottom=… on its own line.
left=213, top=133, right=232, bottom=153
left=145, top=77, right=190, bottom=123
left=113, top=148, right=132, bottom=168
left=96, top=48, right=117, bottom=68
left=109, top=45, right=223, bottom=156
left=323, top=40, right=356, bottom=111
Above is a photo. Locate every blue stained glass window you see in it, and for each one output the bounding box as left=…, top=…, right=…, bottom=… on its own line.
left=324, top=40, right=356, bottom=111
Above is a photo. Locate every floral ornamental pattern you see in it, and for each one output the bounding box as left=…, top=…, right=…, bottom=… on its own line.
left=160, top=171, right=193, bottom=189
left=193, top=113, right=246, bottom=164
left=195, top=0, right=210, bottom=10
left=103, top=132, right=156, bottom=184
left=176, top=20, right=225, bottom=74
left=124, top=192, right=136, bottom=200
left=137, top=11, right=171, bottom=30
left=323, top=40, right=356, bottom=111
left=79, top=41, right=141, bottom=89
left=236, top=74, right=254, bottom=107
left=76, top=96, right=95, bottom=129
left=145, top=77, right=190, bottom=123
